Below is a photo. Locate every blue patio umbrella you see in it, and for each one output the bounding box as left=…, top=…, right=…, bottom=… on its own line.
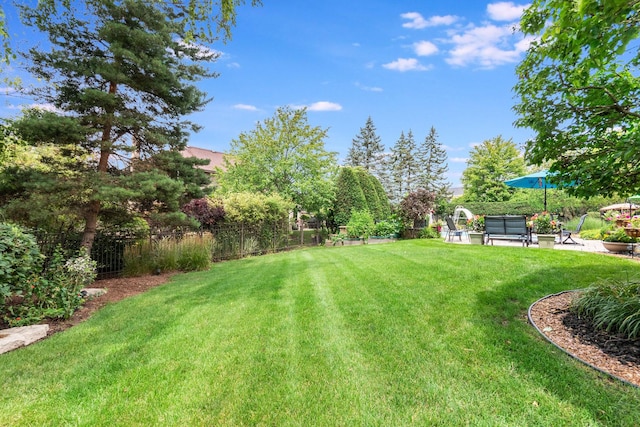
left=504, top=170, right=558, bottom=211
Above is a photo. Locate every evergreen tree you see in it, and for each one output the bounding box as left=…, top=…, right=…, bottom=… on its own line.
left=369, top=172, right=391, bottom=220
left=389, top=130, right=419, bottom=204
left=354, top=167, right=385, bottom=221
left=417, top=126, right=451, bottom=198
left=332, top=167, right=367, bottom=226
left=345, top=116, right=384, bottom=177
left=10, top=0, right=254, bottom=250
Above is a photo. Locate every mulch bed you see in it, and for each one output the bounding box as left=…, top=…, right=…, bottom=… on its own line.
left=529, top=291, right=640, bottom=387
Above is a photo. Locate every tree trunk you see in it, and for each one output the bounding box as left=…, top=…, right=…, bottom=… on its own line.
left=80, top=81, right=117, bottom=252
left=80, top=199, right=101, bottom=252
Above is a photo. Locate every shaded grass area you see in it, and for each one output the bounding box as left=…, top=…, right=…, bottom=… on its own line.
left=2, top=240, right=640, bottom=425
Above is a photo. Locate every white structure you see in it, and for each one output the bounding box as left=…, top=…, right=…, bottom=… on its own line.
left=453, top=206, right=473, bottom=226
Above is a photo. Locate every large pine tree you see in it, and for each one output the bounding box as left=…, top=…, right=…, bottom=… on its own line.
left=388, top=130, right=419, bottom=204
left=12, top=0, right=252, bottom=250
left=345, top=116, right=385, bottom=177
left=417, top=126, right=451, bottom=198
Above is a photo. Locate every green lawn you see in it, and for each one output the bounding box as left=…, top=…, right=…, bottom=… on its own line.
left=2, top=240, right=640, bottom=425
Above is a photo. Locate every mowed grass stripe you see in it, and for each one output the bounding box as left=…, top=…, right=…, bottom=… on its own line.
left=1, top=240, right=640, bottom=425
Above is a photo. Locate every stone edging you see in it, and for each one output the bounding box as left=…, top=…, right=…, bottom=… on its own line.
left=0, top=324, right=50, bottom=355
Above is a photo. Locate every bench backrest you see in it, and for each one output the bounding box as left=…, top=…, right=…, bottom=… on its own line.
left=485, top=215, right=528, bottom=235
left=484, top=216, right=506, bottom=234
left=504, top=216, right=527, bottom=235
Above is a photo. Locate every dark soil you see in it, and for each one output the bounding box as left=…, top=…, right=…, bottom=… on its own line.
left=562, top=310, right=640, bottom=367
left=530, top=292, right=640, bottom=387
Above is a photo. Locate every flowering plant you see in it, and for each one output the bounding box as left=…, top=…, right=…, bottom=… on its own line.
left=603, top=210, right=621, bottom=222
left=466, top=215, right=485, bottom=232
left=530, top=212, right=560, bottom=234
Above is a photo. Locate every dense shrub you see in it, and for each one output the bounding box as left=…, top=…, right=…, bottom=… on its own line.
left=333, top=167, right=367, bottom=226
left=222, top=192, right=291, bottom=224
left=346, top=210, right=374, bottom=238
left=419, top=227, right=440, bottom=239
left=353, top=168, right=384, bottom=221
left=399, top=188, right=436, bottom=227
left=371, top=176, right=392, bottom=219
left=0, top=226, right=97, bottom=327
left=571, top=278, right=640, bottom=339
left=371, top=217, right=403, bottom=237
left=0, top=223, right=44, bottom=310
left=182, top=198, right=225, bottom=229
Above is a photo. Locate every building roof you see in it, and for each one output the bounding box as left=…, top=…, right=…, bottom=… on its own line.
left=179, top=146, right=227, bottom=173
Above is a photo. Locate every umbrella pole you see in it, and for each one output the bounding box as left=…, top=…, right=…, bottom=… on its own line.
left=544, top=186, right=547, bottom=212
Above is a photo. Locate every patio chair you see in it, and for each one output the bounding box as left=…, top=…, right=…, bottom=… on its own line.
left=561, top=214, right=587, bottom=244
left=445, top=216, right=466, bottom=241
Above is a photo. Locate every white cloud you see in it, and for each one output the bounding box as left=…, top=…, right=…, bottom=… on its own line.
left=355, top=82, right=383, bottom=92
left=450, top=157, right=469, bottom=163
left=26, top=103, right=62, bottom=113
left=233, top=104, right=258, bottom=111
left=401, top=12, right=458, bottom=29
left=383, top=58, right=431, bottom=72
left=307, top=101, right=342, bottom=111
left=413, top=40, right=439, bottom=56
left=445, top=24, right=529, bottom=68
left=176, top=39, right=221, bottom=61
left=487, top=2, right=530, bottom=21
left=227, top=62, right=241, bottom=68
left=0, top=86, right=16, bottom=95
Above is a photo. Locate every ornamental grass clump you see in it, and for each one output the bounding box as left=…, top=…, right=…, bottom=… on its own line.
left=571, top=278, right=640, bottom=339
left=124, top=234, right=213, bottom=276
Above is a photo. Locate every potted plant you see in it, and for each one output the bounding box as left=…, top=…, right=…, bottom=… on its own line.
left=624, top=217, right=640, bottom=238
left=466, top=215, right=485, bottom=245
left=602, top=227, right=637, bottom=253
left=531, top=212, right=559, bottom=248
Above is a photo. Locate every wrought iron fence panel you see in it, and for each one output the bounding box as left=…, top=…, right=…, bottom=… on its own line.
left=31, top=220, right=297, bottom=278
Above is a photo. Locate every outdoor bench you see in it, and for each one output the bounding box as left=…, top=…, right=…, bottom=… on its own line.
left=484, top=215, right=530, bottom=247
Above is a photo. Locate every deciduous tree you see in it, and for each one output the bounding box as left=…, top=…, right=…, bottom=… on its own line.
left=461, top=136, right=525, bottom=202
left=217, top=106, right=337, bottom=215
left=514, top=0, right=640, bottom=197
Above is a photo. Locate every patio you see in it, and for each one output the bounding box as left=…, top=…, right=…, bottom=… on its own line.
left=445, top=233, right=609, bottom=254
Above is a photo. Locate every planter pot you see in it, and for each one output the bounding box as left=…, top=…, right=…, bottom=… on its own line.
left=602, top=241, right=633, bottom=253
left=624, top=228, right=640, bottom=238
left=537, top=234, right=556, bottom=249
left=469, top=232, right=484, bottom=245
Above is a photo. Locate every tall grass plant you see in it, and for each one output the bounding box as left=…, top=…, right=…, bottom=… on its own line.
left=123, top=234, right=212, bottom=276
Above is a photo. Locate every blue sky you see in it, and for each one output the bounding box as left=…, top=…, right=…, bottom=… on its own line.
left=1, top=1, right=534, bottom=187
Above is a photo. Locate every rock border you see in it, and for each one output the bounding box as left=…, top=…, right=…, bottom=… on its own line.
left=0, top=324, right=50, bottom=355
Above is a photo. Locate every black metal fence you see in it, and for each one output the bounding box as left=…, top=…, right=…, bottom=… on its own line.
left=32, top=221, right=318, bottom=279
